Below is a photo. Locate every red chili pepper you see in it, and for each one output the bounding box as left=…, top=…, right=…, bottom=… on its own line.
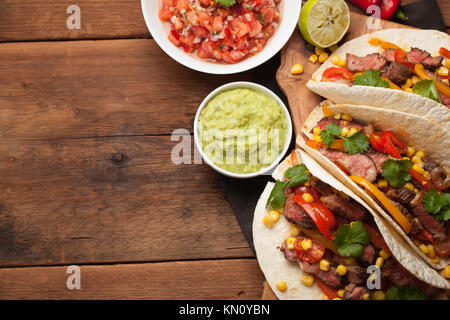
left=439, top=47, right=450, bottom=59
left=315, top=278, right=340, bottom=300
left=349, top=0, right=380, bottom=11
left=380, top=0, right=407, bottom=21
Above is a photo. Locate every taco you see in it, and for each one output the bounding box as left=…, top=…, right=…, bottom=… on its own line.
left=253, top=149, right=449, bottom=301
left=306, top=29, right=450, bottom=126
left=297, top=102, right=450, bottom=274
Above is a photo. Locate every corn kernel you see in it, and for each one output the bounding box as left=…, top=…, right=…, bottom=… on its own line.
left=363, top=293, right=370, bottom=300
left=262, top=215, right=275, bottom=228
left=269, top=210, right=280, bottom=222
left=377, top=179, right=388, bottom=189
left=412, top=163, right=425, bottom=174
left=313, top=127, right=321, bottom=135
left=304, top=181, right=311, bottom=186
left=318, top=52, right=329, bottom=63
left=291, top=63, right=304, bottom=75
left=411, top=155, right=421, bottom=164
left=337, top=289, right=345, bottom=298
left=301, top=238, right=312, bottom=251
left=329, top=44, right=339, bottom=52
left=323, top=294, right=330, bottom=300
left=349, top=128, right=359, bottom=136
left=411, top=75, right=420, bottom=84
left=333, top=298, right=342, bottom=300
left=302, top=193, right=314, bottom=203
left=419, top=244, right=429, bottom=255
left=443, top=79, right=449, bottom=85
left=286, top=237, right=297, bottom=250
left=446, top=59, right=450, bottom=69
left=336, top=265, right=347, bottom=276
left=402, top=78, right=413, bottom=89
left=309, top=54, right=318, bottom=64
left=443, top=265, right=450, bottom=279
left=373, top=291, right=385, bottom=300
left=413, top=239, right=422, bottom=247
left=346, top=258, right=357, bottom=265
left=375, top=257, right=384, bottom=268
left=276, top=281, right=287, bottom=292
left=402, top=156, right=410, bottom=160
left=319, top=259, right=330, bottom=271
left=277, top=207, right=284, bottom=214
left=341, top=113, right=352, bottom=121
left=431, top=256, right=440, bottom=264
left=301, top=275, right=314, bottom=286
left=341, top=127, right=350, bottom=137
left=427, top=245, right=435, bottom=258
left=437, top=66, right=449, bottom=77
left=406, top=146, right=415, bottom=157
left=379, top=250, right=390, bottom=260
left=337, top=58, right=346, bottom=67
left=415, top=150, right=425, bottom=158
left=404, top=182, right=414, bottom=192
left=334, top=112, right=342, bottom=120
left=330, top=54, right=340, bottom=65
left=424, top=171, right=431, bottom=179
left=315, top=47, right=325, bottom=55
left=289, top=224, right=301, bottom=237
left=313, top=134, right=323, bottom=143
left=404, top=88, right=413, bottom=93
left=342, top=120, right=348, bottom=125
left=414, top=188, right=419, bottom=194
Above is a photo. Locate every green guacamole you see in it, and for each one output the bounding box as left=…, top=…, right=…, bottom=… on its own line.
left=198, top=88, right=288, bottom=174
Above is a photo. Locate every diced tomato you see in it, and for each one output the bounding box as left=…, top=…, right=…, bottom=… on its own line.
left=192, top=26, right=208, bottom=38
left=158, top=8, right=172, bottom=22
left=212, top=15, right=223, bottom=32
left=174, top=17, right=184, bottom=31
left=263, top=25, right=275, bottom=38
left=199, top=0, right=210, bottom=5
left=260, top=6, right=275, bottom=23
left=197, top=47, right=209, bottom=59
left=163, top=0, right=176, bottom=6
left=236, top=23, right=250, bottom=38
left=322, top=67, right=354, bottom=82
left=235, top=36, right=248, bottom=50
left=168, top=31, right=180, bottom=46
left=176, top=0, right=189, bottom=10
left=248, top=19, right=262, bottom=37
left=293, top=237, right=326, bottom=263
left=222, top=50, right=246, bottom=64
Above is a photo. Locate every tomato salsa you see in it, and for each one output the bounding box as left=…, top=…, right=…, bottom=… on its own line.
left=158, top=0, right=281, bottom=64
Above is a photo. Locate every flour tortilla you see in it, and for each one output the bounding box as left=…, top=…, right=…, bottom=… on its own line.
left=306, top=29, right=450, bottom=127
left=298, top=102, right=450, bottom=270
left=253, top=150, right=449, bottom=301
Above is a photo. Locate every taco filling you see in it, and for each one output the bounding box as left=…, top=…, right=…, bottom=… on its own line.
left=304, top=114, right=450, bottom=266
left=320, top=41, right=450, bottom=107
left=265, top=152, right=445, bottom=299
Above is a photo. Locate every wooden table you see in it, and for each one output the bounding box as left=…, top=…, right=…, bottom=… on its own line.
left=0, top=0, right=448, bottom=300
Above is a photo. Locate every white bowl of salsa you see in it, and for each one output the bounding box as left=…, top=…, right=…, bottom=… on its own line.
left=194, top=82, right=292, bottom=178
left=141, top=0, right=302, bottom=74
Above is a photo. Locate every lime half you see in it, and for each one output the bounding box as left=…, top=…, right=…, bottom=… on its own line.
left=299, top=0, right=350, bottom=48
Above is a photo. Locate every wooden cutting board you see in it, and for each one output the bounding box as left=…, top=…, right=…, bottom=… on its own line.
left=261, top=11, right=414, bottom=300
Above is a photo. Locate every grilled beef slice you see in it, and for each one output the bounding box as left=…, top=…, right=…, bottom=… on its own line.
left=321, top=194, right=368, bottom=221
left=300, top=261, right=344, bottom=288
left=366, top=148, right=388, bottom=174
left=310, top=176, right=333, bottom=196
left=344, top=283, right=369, bottom=300
left=385, top=62, right=413, bottom=85
left=405, top=47, right=443, bottom=70
left=383, top=48, right=396, bottom=63
left=284, top=195, right=316, bottom=229
left=422, top=157, right=450, bottom=191
left=346, top=53, right=387, bottom=73
left=410, top=193, right=446, bottom=241
left=346, top=265, right=368, bottom=285
left=359, top=243, right=376, bottom=265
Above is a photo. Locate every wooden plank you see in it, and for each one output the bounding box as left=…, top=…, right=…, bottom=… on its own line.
left=0, top=0, right=150, bottom=42
left=0, top=259, right=265, bottom=299
left=0, top=135, right=253, bottom=267
left=0, top=39, right=252, bottom=140
left=276, top=12, right=415, bottom=134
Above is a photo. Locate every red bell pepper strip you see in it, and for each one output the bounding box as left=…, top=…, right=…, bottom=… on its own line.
left=290, top=150, right=299, bottom=166
left=380, top=0, right=407, bottom=21
left=439, top=47, right=450, bottom=59
left=293, top=195, right=336, bottom=239
left=348, top=0, right=380, bottom=11
left=369, top=132, right=385, bottom=153
left=395, top=48, right=413, bottom=68
left=409, top=169, right=434, bottom=192
left=321, top=67, right=354, bottom=82
left=315, top=278, right=340, bottom=300
left=380, top=131, right=406, bottom=159
left=363, top=223, right=391, bottom=254
left=292, top=185, right=321, bottom=202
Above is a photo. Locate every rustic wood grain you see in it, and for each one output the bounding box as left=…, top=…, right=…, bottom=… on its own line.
left=261, top=282, right=277, bottom=300
left=0, top=1, right=448, bottom=42
left=0, top=0, right=150, bottom=42
left=0, top=259, right=264, bottom=299
left=0, top=135, right=254, bottom=267
left=276, top=12, right=415, bottom=134
left=0, top=39, right=252, bottom=140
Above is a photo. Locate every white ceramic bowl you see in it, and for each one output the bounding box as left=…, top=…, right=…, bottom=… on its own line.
left=141, top=0, right=302, bottom=74
left=194, top=82, right=292, bottom=178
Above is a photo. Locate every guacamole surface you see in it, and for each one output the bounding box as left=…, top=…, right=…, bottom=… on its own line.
left=198, top=88, right=288, bottom=174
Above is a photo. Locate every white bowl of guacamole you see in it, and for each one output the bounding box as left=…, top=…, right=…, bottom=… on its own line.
left=194, top=82, right=292, bottom=178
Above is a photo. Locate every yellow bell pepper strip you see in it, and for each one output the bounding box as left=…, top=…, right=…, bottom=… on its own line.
left=368, top=38, right=402, bottom=50
left=414, top=63, right=450, bottom=98
left=322, top=102, right=335, bottom=117
left=349, top=175, right=412, bottom=234
left=382, top=77, right=402, bottom=90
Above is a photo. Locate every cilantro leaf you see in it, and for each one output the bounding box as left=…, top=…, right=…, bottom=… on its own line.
left=413, top=79, right=442, bottom=104
left=381, top=157, right=412, bottom=187
left=320, top=123, right=342, bottom=146
left=424, top=189, right=450, bottom=221
left=385, top=287, right=427, bottom=300
left=352, top=69, right=390, bottom=88
left=215, top=0, right=236, bottom=7
left=333, top=221, right=370, bottom=257
left=266, top=180, right=288, bottom=209
left=343, top=130, right=370, bottom=155
left=284, top=164, right=310, bottom=188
